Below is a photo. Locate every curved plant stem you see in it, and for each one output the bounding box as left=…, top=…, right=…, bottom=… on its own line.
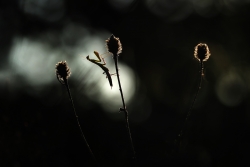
left=63, top=78, right=98, bottom=165
left=113, top=55, right=136, bottom=160
left=176, top=61, right=203, bottom=149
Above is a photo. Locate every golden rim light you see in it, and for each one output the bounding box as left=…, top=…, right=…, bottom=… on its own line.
left=194, top=43, right=211, bottom=62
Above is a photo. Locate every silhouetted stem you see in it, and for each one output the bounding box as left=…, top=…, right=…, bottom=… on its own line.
left=186, top=61, right=203, bottom=121
left=63, top=78, right=98, bottom=165
left=113, top=55, right=136, bottom=160
left=176, top=61, right=203, bottom=149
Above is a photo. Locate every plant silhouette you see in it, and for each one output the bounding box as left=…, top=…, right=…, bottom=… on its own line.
left=106, top=34, right=136, bottom=161
left=175, top=43, right=211, bottom=150
left=55, top=61, right=98, bottom=165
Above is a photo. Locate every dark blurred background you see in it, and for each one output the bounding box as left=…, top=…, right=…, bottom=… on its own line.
left=1, top=0, right=250, bottom=166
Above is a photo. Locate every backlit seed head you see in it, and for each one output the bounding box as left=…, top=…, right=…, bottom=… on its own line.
left=106, top=34, right=122, bottom=55
left=55, top=61, right=71, bottom=82
left=194, top=43, right=211, bottom=62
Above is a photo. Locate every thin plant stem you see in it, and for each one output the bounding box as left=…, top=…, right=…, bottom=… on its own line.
left=63, top=77, right=98, bottom=165
left=176, top=43, right=210, bottom=151
left=113, top=55, right=136, bottom=160
left=176, top=61, right=203, bottom=149
left=186, top=61, right=203, bottom=121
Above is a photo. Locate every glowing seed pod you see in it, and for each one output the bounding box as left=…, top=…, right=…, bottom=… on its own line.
left=194, top=43, right=211, bottom=62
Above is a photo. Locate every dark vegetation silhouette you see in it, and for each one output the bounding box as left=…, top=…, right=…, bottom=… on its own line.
left=175, top=43, right=211, bottom=151
left=2, top=1, right=250, bottom=167
left=56, top=36, right=211, bottom=166
left=84, top=35, right=136, bottom=165
left=106, top=35, right=136, bottom=162
left=55, top=61, right=98, bottom=166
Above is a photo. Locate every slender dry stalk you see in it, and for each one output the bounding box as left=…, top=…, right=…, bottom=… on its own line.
left=176, top=43, right=211, bottom=149
left=55, top=61, right=97, bottom=165
left=187, top=43, right=210, bottom=121
left=106, top=35, right=136, bottom=160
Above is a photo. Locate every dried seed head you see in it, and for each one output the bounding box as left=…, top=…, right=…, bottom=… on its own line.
left=55, top=61, right=71, bottom=83
left=106, top=34, right=122, bottom=55
left=194, top=43, right=211, bottom=62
